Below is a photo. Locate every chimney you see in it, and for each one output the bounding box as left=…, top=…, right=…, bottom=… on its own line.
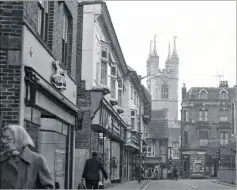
left=219, top=81, right=229, bottom=88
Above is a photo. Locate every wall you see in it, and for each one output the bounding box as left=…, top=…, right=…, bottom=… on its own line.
left=0, top=1, right=24, bottom=127
left=22, top=26, right=77, bottom=105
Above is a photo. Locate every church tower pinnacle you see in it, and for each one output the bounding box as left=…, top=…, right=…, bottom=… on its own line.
left=172, top=36, right=178, bottom=58
left=165, top=42, right=171, bottom=65
left=153, top=34, right=158, bottom=56
left=149, top=40, right=153, bottom=56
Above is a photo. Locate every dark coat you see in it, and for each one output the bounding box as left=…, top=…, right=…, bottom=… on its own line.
left=0, top=146, right=54, bottom=189
left=82, top=157, right=108, bottom=181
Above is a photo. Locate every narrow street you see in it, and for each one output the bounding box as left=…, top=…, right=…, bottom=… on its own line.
left=146, top=179, right=235, bottom=190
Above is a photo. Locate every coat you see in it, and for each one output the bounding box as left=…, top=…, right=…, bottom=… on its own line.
left=0, top=146, right=54, bottom=189
left=82, top=157, right=108, bottom=181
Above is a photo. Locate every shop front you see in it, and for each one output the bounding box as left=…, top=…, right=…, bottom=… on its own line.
left=181, top=150, right=206, bottom=179
left=21, top=26, right=82, bottom=189
left=124, top=130, right=140, bottom=180
left=91, top=99, right=126, bottom=183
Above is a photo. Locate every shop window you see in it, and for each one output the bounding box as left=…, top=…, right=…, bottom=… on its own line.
left=38, top=118, right=69, bottom=189
left=220, top=132, right=228, bottom=145
left=37, top=1, right=48, bottom=41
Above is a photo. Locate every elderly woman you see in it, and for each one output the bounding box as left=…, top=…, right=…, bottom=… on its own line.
left=0, top=124, right=54, bottom=189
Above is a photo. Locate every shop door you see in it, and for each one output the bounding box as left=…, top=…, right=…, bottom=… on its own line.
left=183, top=156, right=189, bottom=178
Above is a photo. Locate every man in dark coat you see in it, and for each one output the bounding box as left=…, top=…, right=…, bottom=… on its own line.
left=82, top=151, right=108, bottom=189
left=0, top=124, right=54, bottom=189
left=173, top=166, right=178, bottom=180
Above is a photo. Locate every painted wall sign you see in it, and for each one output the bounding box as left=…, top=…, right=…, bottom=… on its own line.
left=51, top=61, right=67, bottom=90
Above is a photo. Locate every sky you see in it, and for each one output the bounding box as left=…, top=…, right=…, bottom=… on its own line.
left=106, top=1, right=236, bottom=119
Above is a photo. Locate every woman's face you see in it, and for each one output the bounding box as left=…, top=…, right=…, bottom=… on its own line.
left=1, top=129, right=16, bottom=150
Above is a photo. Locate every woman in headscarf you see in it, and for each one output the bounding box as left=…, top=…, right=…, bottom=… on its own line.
left=0, top=124, right=54, bottom=189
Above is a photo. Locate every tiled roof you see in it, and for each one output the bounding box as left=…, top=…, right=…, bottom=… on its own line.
left=148, top=119, right=169, bottom=139
left=188, top=87, right=235, bottom=94
left=168, top=128, right=181, bottom=141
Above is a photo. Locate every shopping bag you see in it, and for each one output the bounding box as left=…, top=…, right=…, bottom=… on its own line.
left=98, top=181, right=104, bottom=189
left=77, top=180, right=86, bottom=189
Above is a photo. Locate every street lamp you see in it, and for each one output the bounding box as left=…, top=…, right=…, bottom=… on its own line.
left=136, top=73, right=162, bottom=183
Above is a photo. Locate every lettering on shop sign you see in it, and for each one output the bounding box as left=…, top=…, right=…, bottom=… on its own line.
left=51, top=61, right=67, bottom=90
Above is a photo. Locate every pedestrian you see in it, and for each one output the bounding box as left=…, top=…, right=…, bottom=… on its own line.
left=173, top=166, right=178, bottom=181
left=148, top=168, right=152, bottom=180
left=82, top=151, right=108, bottom=189
left=55, top=181, right=60, bottom=189
left=0, top=124, right=54, bottom=189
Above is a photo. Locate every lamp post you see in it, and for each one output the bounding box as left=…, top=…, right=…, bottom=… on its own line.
left=137, top=73, right=162, bottom=183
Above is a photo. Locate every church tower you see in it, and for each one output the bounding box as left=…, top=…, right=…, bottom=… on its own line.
left=147, top=36, right=179, bottom=128
left=147, top=35, right=159, bottom=97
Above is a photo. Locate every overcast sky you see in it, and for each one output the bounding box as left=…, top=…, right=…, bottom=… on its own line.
left=107, top=1, right=236, bottom=118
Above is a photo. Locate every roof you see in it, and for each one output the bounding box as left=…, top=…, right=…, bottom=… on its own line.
left=188, top=87, right=235, bottom=94
left=168, top=128, right=181, bottom=141
left=186, top=87, right=235, bottom=100
left=148, top=117, right=169, bottom=139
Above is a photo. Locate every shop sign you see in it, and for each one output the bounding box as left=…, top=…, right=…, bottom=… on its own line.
left=51, top=61, right=67, bottom=90
left=182, top=151, right=206, bottom=155
left=55, top=149, right=66, bottom=177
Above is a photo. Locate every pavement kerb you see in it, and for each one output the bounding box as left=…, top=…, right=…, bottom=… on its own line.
left=212, top=180, right=236, bottom=187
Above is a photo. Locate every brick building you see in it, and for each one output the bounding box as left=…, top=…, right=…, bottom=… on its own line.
left=181, top=81, right=235, bottom=178
left=0, top=1, right=80, bottom=188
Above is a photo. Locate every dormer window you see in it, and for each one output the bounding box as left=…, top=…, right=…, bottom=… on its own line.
left=219, top=89, right=228, bottom=99
left=199, top=89, right=208, bottom=99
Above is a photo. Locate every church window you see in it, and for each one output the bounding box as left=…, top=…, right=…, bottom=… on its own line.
left=161, top=84, right=169, bottom=99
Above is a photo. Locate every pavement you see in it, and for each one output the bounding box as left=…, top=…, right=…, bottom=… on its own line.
left=107, top=180, right=149, bottom=189
left=108, top=179, right=236, bottom=190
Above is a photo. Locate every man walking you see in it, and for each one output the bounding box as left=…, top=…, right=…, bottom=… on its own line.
left=82, top=152, right=108, bottom=189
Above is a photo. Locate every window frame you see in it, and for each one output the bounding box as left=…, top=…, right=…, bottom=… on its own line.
left=100, top=61, right=108, bottom=86
left=220, top=90, right=228, bottom=99
left=220, top=109, right=228, bottom=122
left=220, top=132, right=229, bottom=145
left=199, top=131, right=208, bottom=146
left=37, top=1, right=49, bottom=41
left=199, top=90, right=208, bottom=99
left=130, top=110, right=136, bottom=129
left=146, top=145, right=155, bottom=157
left=184, top=110, right=189, bottom=122
left=161, top=84, right=169, bottom=99
left=62, top=8, right=69, bottom=67
left=117, top=72, right=123, bottom=108
left=199, top=110, right=208, bottom=121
